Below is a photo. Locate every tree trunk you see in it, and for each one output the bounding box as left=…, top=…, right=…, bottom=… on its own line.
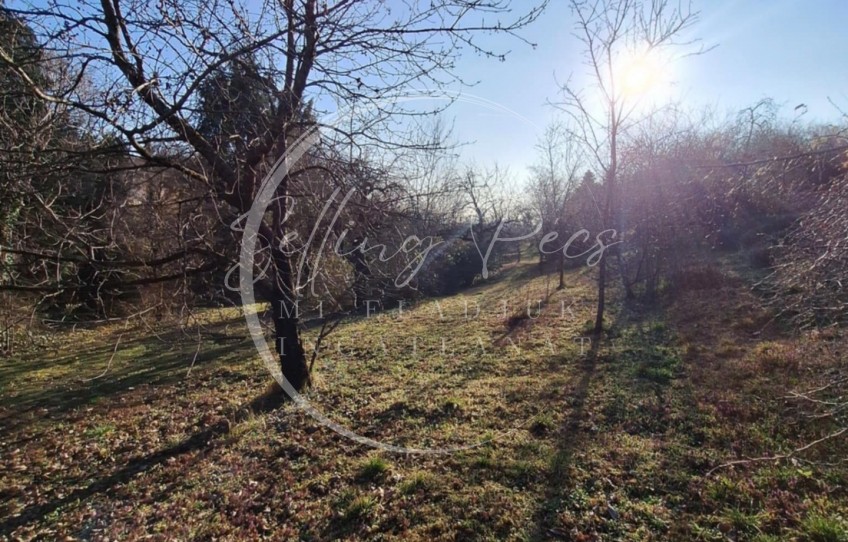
left=593, top=255, right=606, bottom=336
left=596, top=110, right=617, bottom=337
left=594, top=167, right=612, bottom=336
left=558, top=249, right=565, bottom=290
left=615, top=245, right=635, bottom=300
left=270, top=225, right=310, bottom=390
left=274, top=300, right=310, bottom=390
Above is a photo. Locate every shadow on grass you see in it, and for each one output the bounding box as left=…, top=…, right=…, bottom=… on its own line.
left=492, top=288, right=560, bottom=347
left=0, top=384, right=290, bottom=538
left=532, top=340, right=599, bottom=541
left=0, top=314, right=249, bottom=380
left=0, top=336, right=250, bottom=421
left=530, top=299, right=687, bottom=540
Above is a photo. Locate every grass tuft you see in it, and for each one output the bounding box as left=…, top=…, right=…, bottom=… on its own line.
left=357, top=456, right=390, bottom=482
left=800, top=513, right=848, bottom=542
left=399, top=471, right=436, bottom=494
left=343, top=494, right=377, bottom=521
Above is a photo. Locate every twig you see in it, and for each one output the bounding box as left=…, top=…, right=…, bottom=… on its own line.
left=81, top=333, right=123, bottom=382
left=308, top=317, right=342, bottom=374
left=186, top=328, right=202, bottom=378
left=707, top=427, right=848, bottom=476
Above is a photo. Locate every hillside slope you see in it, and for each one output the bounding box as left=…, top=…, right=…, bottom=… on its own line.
left=1, top=261, right=846, bottom=541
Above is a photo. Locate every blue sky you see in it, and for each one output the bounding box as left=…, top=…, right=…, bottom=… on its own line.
left=441, top=0, right=848, bottom=181
left=14, top=0, right=846, bottom=182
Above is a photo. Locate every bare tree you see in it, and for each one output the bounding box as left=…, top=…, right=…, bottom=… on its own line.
left=528, top=121, right=580, bottom=289
left=461, top=163, right=523, bottom=280
left=0, top=0, right=546, bottom=389
left=555, top=0, right=701, bottom=335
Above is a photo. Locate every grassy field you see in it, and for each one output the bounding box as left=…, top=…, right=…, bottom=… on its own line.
left=1, top=259, right=847, bottom=541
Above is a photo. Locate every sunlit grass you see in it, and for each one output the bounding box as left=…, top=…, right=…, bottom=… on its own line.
left=2, top=258, right=847, bottom=540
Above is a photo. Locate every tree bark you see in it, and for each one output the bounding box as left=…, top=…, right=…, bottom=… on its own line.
left=595, top=125, right=616, bottom=336
left=593, top=255, right=606, bottom=336
left=271, top=243, right=310, bottom=390
left=558, top=249, right=565, bottom=290
left=274, top=303, right=309, bottom=390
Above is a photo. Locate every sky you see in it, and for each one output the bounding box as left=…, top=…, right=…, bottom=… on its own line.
left=439, top=0, right=848, bottom=182
left=13, top=0, right=847, bottom=183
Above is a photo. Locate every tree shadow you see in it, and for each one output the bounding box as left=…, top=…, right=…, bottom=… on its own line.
left=0, top=338, right=250, bottom=432
left=531, top=340, right=600, bottom=540
left=0, top=385, right=290, bottom=538
left=529, top=299, right=690, bottom=539
left=492, top=289, right=560, bottom=347
left=0, top=314, right=258, bottom=431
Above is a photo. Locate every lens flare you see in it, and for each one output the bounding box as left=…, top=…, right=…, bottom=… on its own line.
left=617, top=47, right=668, bottom=98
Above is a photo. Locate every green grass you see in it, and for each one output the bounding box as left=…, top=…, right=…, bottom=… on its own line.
left=357, top=456, right=390, bottom=481
left=1, top=259, right=847, bottom=541
left=800, top=514, right=848, bottom=542
left=84, top=422, right=116, bottom=440
left=343, top=494, right=377, bottom=520
left=399, top=471, right=436, bottom=494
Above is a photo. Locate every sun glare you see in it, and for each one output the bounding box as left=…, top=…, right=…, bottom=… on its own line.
left=617, top=47, right=668, bottom=99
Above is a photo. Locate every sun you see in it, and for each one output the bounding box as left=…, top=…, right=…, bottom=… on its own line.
left=616, top=47, right=668, bottom=99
